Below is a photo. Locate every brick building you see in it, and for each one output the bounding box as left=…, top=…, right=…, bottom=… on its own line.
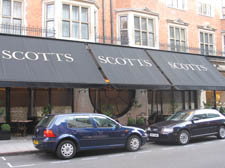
left=0, top=0, right=225, bottom=128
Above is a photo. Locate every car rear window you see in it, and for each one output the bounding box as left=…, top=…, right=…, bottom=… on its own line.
left=37, top=115, right=55, bottom=127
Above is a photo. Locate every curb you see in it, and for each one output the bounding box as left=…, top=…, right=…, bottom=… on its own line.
left=0, top=150, right=42, bottom=156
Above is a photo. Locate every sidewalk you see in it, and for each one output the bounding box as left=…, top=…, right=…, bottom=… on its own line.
left=0, top=136, right=40, bottom=156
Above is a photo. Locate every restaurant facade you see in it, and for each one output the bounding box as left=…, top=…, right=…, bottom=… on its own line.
left=0, top=33, right=224, bottom=130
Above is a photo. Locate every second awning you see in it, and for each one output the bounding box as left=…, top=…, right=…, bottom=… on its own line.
left=88, top=44, right=171, bottom=89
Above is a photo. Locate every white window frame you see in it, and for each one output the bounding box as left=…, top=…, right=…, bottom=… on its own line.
left=61, top=3, right=89, bottom=40
left=222, top=34, right=225, bottom=56
left=168, top=24, right=188, bottom=52
left=199, top=30, right=215, bottom=56
left=119, top=15, right=128, bottom=45
left=166, top=0, right=187, bottom=10
left=133, top=15, right=155, bottom=47
left=197, top=1, right=214, bottom=17
left=1, top=0, right=24, bottom=34
left=43, top=0, right=98, bottom=42
left=117, top=11, right=159, bottom=49
left=44, top=2, right=55, bottom=37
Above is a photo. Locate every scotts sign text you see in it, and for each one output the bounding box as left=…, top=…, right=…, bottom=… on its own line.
left=1, top=50, right=74, bottom=62
left=98, top=56, right=152, bottom=67
left=168, top=62, right=208, bottom=72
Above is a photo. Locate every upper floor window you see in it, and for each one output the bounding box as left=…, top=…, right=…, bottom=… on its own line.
left=169, top=26, right=186, bottom=52
left=62, top=4, right=89, bottom=40
left=134, top=16, right=155, bottom=47
left=222, top=0, right=225, bottom=19
left=167, top=0, right=186, bottom=10
left=119, top=16, right=128, bottom=45
left=222, top=7, right=225, bottom=19
left=197, top=2, right=212, bottom=17
left=200, top=31, right=214, bottom=55
left=45, top=3, right=55, bottom=37
left=2, top=0, right=23, bottom=34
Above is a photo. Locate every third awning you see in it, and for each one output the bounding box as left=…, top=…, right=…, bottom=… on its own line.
left=146, top=50, right=225, bottom=90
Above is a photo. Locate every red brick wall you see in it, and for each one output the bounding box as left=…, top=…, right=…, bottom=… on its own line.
left=24, top=0, right=224, bottom=54
left=26, top=0, right=42, bottom=28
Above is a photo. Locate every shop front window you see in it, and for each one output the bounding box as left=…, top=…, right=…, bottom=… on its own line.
left=34, top=88, right=49, bottom=118
left=10, top=88, right=29, bottom=121
left=89, top=88, right=135, bottom=118
left=0, top=88, right=6, bottom=123
left=51, top=88, right=72, bottom=114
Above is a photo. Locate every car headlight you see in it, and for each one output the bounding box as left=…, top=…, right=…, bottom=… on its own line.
left=146, top=127, right=151, bottom=132
left=161, top=127, right=174, bottom=134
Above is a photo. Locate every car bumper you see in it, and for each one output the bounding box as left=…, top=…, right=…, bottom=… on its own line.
left=141, top=135, right=148, bottom=145
left=147, top=132, right=178, bottom=143
left=32, top=137, right=57, bottom=152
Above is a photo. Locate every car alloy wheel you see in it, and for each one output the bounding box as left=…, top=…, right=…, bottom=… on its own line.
left=57, top=140, right=76, bottom=159
left=127, top=135, right=141, bottom=152
left=178, top=130, right=190, bottom=145
left=218, top=126, right=225, bottom=139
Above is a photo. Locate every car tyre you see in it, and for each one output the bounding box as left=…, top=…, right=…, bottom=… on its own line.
left=217, top=126, right=225, bottom=139
left=177, top=130, right=190, bottom=145
left=56, top=140, right=76, bottom=159
left=126, top=135, right=141, bottom=152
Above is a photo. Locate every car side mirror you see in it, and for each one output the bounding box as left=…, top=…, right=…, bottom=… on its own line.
left=116, top=124, right=121, bottom=129
left=192, top=117, right=200, bottom=123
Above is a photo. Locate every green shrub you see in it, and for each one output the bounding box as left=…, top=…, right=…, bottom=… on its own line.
left=128, top=117, right=136, bottom=126
left=136, top=117, right=145, bottom=126
left=220, top=106, right=225, bottom=114
left=41, top=104, right=51, bottom=117
left=1, top=124, right=10, bottom=132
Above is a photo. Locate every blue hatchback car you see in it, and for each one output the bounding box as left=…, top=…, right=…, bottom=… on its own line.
left=33, top=113, right=147, bottom=159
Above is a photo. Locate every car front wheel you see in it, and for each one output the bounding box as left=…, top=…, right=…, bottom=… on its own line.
left=56, top=140, right=76, bottom=159
left=177, top=130, right=190, bottom=145
left=217, top=126, right=225, bottom=139
left=126, top=135, right=141, bottom=152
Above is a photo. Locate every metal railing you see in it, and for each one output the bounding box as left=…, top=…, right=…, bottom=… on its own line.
left=0, top=24, right=55, bottom=38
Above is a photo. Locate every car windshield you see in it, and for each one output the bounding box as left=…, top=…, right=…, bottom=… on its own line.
left=167, top=111, right=193, bottom=121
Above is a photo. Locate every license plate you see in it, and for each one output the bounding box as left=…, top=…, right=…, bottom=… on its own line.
left=149, top=133, right=159, bottom=137
left=33, top=140, right=39, bottom=145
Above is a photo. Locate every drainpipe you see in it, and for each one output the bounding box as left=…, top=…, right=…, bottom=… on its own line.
left=110, top=0, right=114, bottom=44
left=102, top=0, right=106, bottom=43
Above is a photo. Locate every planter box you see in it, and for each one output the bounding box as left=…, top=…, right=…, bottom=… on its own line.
left=0, top=131, right=11, bottom=140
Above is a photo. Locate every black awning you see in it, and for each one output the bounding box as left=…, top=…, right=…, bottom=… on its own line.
left=88, top=44, right=171, bottom=89
left=146, top=50, right=225, bottom=90
left=0, top=34, right=106, bottom=88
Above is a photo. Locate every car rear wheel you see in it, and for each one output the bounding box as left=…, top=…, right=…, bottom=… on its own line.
left=217, top=126, right=225, bottom=139
left=126, top=135, right=141, bottom=152
left=177, top=130, right=190, bottom=145
left=56, top=140, right=76, bottom=159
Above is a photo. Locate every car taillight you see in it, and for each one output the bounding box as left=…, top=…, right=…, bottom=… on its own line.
left=44, top=129, right=56, bottom=138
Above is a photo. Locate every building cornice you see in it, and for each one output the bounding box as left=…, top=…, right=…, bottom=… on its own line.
left=115, top=7, right=159, bottom=17
left=197, top=25, right=216, bottom=32
left=167, top=18, right=189, bottom=26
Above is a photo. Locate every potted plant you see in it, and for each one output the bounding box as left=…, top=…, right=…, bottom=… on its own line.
left=127, top=117, right=136, bottom=126
left=0, top=123, right=11, bottom=140
left=41, top=104, right=51, bottom=117
left=136, top=117, right=145, bottom=129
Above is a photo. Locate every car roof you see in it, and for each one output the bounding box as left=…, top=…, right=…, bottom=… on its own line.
left=49, top=113, right=108, bottom=118
left=194, top=109, right=220, bottom=114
